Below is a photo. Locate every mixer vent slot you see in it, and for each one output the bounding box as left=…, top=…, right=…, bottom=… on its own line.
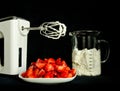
left=19, top=48, right=22, bottom=67
left=0, top=38, right=4, bottom=66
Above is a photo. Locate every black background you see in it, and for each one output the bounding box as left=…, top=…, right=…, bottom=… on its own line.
left=0, top=0, right=119, bottom=90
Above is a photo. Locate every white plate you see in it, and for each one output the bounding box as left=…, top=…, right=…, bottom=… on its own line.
left=18, top=73, right=77, bottom=84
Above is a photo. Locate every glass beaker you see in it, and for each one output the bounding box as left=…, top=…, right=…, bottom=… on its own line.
left=69, top=30, right=110, bottom=76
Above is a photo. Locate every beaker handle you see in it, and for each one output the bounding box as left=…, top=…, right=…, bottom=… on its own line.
left=98, top=40, right=110, bottom=63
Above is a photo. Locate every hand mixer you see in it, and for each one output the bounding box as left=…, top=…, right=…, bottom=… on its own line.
left=0, top=16, right=67, bottom=75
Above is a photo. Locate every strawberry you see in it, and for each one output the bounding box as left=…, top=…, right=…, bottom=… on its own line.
left=44, top=63, right=54, bottom=72
left=69, top=68, right=76, bottom=76
left=67, top=73, right=73, bottom=78
left=65, top=66, right=71, bottom=71
left=55, top=65, right=65, bottom=72
left=61, top=60, right=67, bottom=67
left=47, top=58, right=55, bottom=64
left=21, top=71, right=26, bottom=77
left=22, top=57, right=76, bottom=78
left=60, top=70, right=69, bottom=78
left=44, top=71, right=54, bottom=78
left=33, top=68, right=40, bottom=77
left=35, top=58, right=46, bottom=69
left=56, top=58, right=62, bottom=65
left=55, top=61, right=68, bottom=73
left=38, top=69, right=46, bottom=77
left=30, top=62, right=36, bottom=66
left=25, top=66, right=35, bottom=78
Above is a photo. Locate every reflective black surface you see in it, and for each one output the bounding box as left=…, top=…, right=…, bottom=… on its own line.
left=0, top=1, right=119, bottom=90
left=0, top=73, right=119, bottom=90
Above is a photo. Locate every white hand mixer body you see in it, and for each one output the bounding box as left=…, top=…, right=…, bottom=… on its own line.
left=0, top=16, right=67, bottom=75
left=0, top=16, right=30, bottom=75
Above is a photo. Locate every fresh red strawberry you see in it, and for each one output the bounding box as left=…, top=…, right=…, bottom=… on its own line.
left=38, top=69, right=46, bottom=77
left=55, top=60, right=68, bottom=72
left=56, top=73, right=61, bottom=78
left=69, top=68, right=76, bottom=76
left=60, top=70, right=69, bottom=78
left=65, top=66, right=71, bottom=71
left=25, top=66, right=35, bottom=78
left=52, top=71, right=58, bottom=77
left=35, top=59, right=46, bottom=69
left=67, top=73, right=73, bottom=78
left=30, top=62, right=36, bottom=66
left=47, top=58, right=55, bottom=64
left=33, top=68, right=40, bottom=77
left=56, top=58, right=62, bottom=65
left=61, top=60, right=67, bottom=67
left=55, top=65, right=65, bottom=72
left=44, top=71, right=54, bottom=78
left=21, top=71, right=26, bottom=77
left=22, top=57, right=76, bottom=78
left=44, top=63, right=54, bottom=72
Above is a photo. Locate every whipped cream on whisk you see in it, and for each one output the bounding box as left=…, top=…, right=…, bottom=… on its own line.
left=22, top=21, right=67, bottom=39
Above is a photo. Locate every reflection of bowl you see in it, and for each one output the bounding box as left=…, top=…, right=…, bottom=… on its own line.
left=18, top=72, right=77, bottom=84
